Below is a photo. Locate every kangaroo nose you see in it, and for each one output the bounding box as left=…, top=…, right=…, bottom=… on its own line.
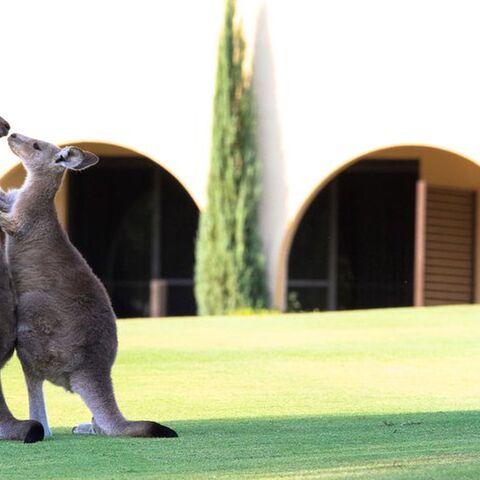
left=9, top=133, right=16, bottom=138
left=3, top=121, right=9, bottom=130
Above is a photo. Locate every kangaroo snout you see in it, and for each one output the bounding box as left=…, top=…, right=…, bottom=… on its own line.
left=7, top=133, right=22, bottom=146
left=0, top=117, right=9, bottom=138
left=8, top=133, right=27, bottom=142
left=8, top=133, right=44, bottom=147
left=7, top=134, right=22, bottom=157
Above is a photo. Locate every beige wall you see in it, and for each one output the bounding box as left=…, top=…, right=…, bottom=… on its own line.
left=2, top=1, right=480, bottom=309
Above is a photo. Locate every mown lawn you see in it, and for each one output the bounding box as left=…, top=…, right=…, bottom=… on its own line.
left=1, top=305, right=480, bottom=479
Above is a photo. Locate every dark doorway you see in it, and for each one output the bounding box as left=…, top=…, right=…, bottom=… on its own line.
left=68, top=155, right=199, bottom=318
left=288, top=160, right=418, bottom=311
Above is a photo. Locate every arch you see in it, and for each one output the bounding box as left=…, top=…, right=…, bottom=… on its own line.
left=0, top=140, right=201, bottom=227
left=278, top=145, right=480, bottom=312
left=67, top=142, right=199, bottom=318
left=61, top=141, right=201, bottom=209
left=0, top=142, right=200, bottom=318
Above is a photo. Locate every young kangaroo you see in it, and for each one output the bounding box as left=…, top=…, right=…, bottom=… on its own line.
left=0, top=133, right=177, bottom=438
left=0, top=119, right=44, bottom=443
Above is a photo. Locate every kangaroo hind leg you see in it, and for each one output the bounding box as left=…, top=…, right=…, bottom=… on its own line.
left=71, top=370, right=177, bottom=438
left=25, top=375, right=51, bottom=437
left=71, top=370, right=126, bottom=436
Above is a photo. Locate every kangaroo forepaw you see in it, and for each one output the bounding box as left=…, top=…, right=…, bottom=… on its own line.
left=0, top=194, right=10, bottom=214
left=0, top=212, right=20, bottom=236
left=0, top=189, right=16, bottom=213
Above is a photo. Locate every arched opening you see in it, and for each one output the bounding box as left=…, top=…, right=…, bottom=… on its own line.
left=287, top=146, right=480, bottom=312
left=66, top=143, right=199, bottom=318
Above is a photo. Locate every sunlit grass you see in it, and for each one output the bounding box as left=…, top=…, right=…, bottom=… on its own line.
left=1, top=305, right=480, bottom=479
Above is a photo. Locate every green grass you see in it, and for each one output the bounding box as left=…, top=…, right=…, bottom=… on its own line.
left=2, top=305, right=480, bottom=479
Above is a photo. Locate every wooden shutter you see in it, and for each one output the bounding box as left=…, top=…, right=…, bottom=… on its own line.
left=415, top=184, right=475, bottom=306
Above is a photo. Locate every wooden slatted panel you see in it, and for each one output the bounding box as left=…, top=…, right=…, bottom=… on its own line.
left=424, top=187, right=475, bottom=305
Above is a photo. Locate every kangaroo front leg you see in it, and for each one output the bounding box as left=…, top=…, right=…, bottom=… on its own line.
left=25, top=376, right=51, bottom=437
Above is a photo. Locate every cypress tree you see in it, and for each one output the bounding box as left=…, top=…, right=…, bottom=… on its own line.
left=194, top=0, right=268, bottom=315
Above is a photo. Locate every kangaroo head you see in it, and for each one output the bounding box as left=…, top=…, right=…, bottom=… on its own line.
left=0, top=116, right=10, bottom=138
left=8, top=133, right=98, bottom=174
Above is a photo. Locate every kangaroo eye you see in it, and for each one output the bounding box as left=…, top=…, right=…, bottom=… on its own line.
left=32, top=142, right=41, bottom=151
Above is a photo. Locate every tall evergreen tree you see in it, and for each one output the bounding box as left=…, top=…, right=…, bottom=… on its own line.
left=194, top=0, right=267, bottom=315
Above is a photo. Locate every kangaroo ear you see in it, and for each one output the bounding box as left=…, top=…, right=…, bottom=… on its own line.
left=54, top=146, right=99, bottom=171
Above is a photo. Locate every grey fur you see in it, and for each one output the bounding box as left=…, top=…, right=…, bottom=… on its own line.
left=0, top=116, right=9, bottom=138
left=0, top=122, right=44, bottom=443
left=0, top=133, right=177, bottom=438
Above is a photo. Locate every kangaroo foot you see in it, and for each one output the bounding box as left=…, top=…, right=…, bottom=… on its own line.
left=72, top=375, right=178, bottom=438
left=148, top=422, right=178, bottom=438
left=73, top=418, right=178, bottom=438
left=23, top=421, right=45, bottom=444
left=0, top=419, right=44, bottom=443
left=31, top=417, right=51, bottom=438
left=120, top=420, right=178, bottom=438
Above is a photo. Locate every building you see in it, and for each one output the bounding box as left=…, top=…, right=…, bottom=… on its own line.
left=1, top=1, right=480, bottom=316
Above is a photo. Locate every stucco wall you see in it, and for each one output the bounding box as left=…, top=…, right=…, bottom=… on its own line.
left=2, top=1, right=480, bottom=308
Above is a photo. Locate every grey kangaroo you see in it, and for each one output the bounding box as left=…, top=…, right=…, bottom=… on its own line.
left=0, top=118, right=44, bottom=442
left=0, top=132, right=177, bottom=438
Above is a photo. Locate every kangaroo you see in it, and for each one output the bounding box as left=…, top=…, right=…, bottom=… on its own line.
left=0, top=133, right=177, bottom=438
left=0, top=119, right=44, bottom=443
